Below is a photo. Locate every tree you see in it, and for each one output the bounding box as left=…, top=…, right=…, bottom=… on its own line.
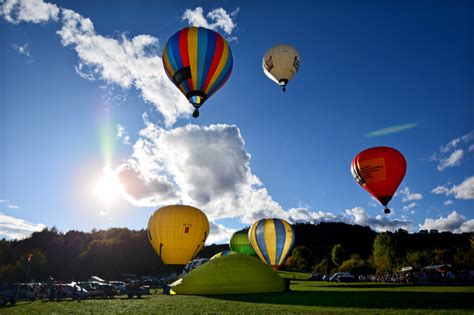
left=331, top=243, right=346, bottom=266
left=313, top=256, right=336, bottom=275
left=290, top=246, right=313, bottom=271
left=372, top=232, right=396, bottom=274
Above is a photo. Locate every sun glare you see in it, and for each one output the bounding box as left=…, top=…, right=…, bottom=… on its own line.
left=94, top=168, right=123, bottom=206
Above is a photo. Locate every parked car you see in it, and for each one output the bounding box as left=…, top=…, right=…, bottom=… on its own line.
left=329, top=272, right=355, bottom=282
left=121, top=281, right=149, bottom=298
left=53, top=283, right=88, bottom=300
left=0, top=285, right=16, bottom=307
left=108, top=281, right=126, bottom=291
left=78, top=282, right=117, bottom=298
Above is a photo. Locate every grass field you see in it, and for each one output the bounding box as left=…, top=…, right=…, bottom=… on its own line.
left=1, top=281, right=473, bottom=314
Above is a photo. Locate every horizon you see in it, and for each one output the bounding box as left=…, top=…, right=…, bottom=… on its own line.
left=1, top=0, right=473, bottom=244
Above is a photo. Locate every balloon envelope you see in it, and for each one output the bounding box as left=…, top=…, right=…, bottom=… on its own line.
left=162, top=27, right=233, bottom=115
left=351, top=146, right=407, bottom=211
left=147, top=205, right=210, bottom=265
left=248, top=218, right=295, bottom=270
left=229, top=229, right=256, bottom=256
left=262, top=44, right=300, bottom=91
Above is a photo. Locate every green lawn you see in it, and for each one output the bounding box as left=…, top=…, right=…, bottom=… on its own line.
left=1, top=282, right=473, bottom=314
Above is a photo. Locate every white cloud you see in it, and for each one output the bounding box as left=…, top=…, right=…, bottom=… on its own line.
left=99, top=210, right=108, bottom=216
left=115, top=121, right=286, bottom=222
left=286, top=207, right=343, bottom=224
left=345, top=207, right=412, bottom=232
left=116, top=124, right=130, bottom=145
left=1, top=0, right=59, bottom=24
left=207, top=222, right=236, bottom=244
left=432, top=185, right=450, bottom=195
left=443, top=200, right=454, bottom=206
left=56, top=8, right=190, bottom=126
left=7, top=204, right=19, bottom=209
left=432, top=131, right=474, bottom=171
left=399, top=186, right=423, bottom=202
left=403, top=203, right=417, bottom=211
left=182, top=7, right=238, bottom=36
left=437, top=149, right=464, bottom=171
left=0, top=212, right=46, bottom=240
left=11, top=43, right=30, bottom=57
left=419, top=211, right=474, bottom=233
left=431, top=176, right=474, bottom=200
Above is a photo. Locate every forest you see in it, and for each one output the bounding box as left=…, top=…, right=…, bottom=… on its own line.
left=0, top=222, right=472, bottom=282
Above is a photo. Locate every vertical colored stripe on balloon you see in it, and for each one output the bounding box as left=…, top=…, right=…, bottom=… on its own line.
left=188, top=27, right=198, bottom=91
left=263, top=219, right=277, bottom=266
left=203, top=34, right=223, bottom=93
left=204, top=40, right=229, bottom=94
left=165, top=41, right=178, bottom=77
left=274, top=219, right=286, bottom=266
left=178, top=28, right=191, bottom=93
left=280, top=220, right=295, bottom=266
left=162, top=45, right=173, bottom=80
left=208, top=59, right=233, bottom=97
left=256, top=220, right=270, bottom=265
left=201, top=29, right=216, bottom=92
left=249, top=224, right=263, bottom=262
left=196, top=27, right=208, bottom=91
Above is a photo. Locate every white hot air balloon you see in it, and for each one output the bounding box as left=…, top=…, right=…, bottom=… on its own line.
left=262, top=45, right=300, bottom=92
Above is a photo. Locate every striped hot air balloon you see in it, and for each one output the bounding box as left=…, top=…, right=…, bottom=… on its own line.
left=248, top=218, right=295, bottom=271
left=162, top=27, right=233, bottom=118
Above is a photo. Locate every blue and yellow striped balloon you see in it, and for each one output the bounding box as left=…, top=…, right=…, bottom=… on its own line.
left=248, top=218, right=295, bottom=271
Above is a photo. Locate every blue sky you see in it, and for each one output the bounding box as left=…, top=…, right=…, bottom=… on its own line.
left=0, top=0, right=473, bottom=243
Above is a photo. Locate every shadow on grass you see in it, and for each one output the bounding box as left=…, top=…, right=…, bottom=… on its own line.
left=315, top=283, right=412, bottom=289
left=201, top=290, right=474, bottom=310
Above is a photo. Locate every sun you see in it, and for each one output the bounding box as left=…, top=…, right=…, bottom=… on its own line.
left=94, top=167, right=123, bottom=206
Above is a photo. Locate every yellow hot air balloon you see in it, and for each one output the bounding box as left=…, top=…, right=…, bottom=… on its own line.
left=147, top=205, right=210, bottom=265
left=262, top=44, right=300, bottom=92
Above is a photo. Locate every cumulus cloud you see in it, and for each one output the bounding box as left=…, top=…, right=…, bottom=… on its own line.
left=399, top=186, right=423, bottom=202
left=116, top=124, right=130, bottom=145
left=443, top=200, right=454, bottom=206
left=115, top=121, right=286, bottom=222
left=11, top=43, right=30, bottom=57
left=0, top=0, right=59, bottom=24
left=57, top=9, right=190, bottom=126
left=0, top=212, right=46, bottom=239
left=182, top=7, right=238, bottom=36
left=431, top=131, right=474, bottom=171
left=437, top=149, right=464, bottom=171
left=431, top=176, right=474, bottom=200
left=207, top=222, right=236, bottom=244
left=419, top=211, right=474, bottom=233
left=345, top=207, right=412, bottom=232
left=403, top=203, right=417, bottom=212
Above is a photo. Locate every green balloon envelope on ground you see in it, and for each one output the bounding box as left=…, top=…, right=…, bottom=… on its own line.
left=165, top=254, right=286, bottom=295
left=229, top=229, right=256, bottom=255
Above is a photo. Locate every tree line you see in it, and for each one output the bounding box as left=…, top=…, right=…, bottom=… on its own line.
left=0, top=222, right=472, bottom=282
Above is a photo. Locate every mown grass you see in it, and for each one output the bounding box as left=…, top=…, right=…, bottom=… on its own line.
left=1, top=282, right=473, bottom=314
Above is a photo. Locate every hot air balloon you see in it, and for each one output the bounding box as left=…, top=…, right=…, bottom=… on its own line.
left=229, top=229, right=256, bottom=256
left=262, top=45, right=300, bottom=92
left=351, top=146, right=407, bottom=214
left=248, top=218, right=295, bottom=271
left=162, top=27, right=233, bottom=118
left=147, top=205, right=210, bottom=265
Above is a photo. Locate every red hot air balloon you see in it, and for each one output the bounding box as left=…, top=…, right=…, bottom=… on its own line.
left=351, top=147, right=407, bottom=214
